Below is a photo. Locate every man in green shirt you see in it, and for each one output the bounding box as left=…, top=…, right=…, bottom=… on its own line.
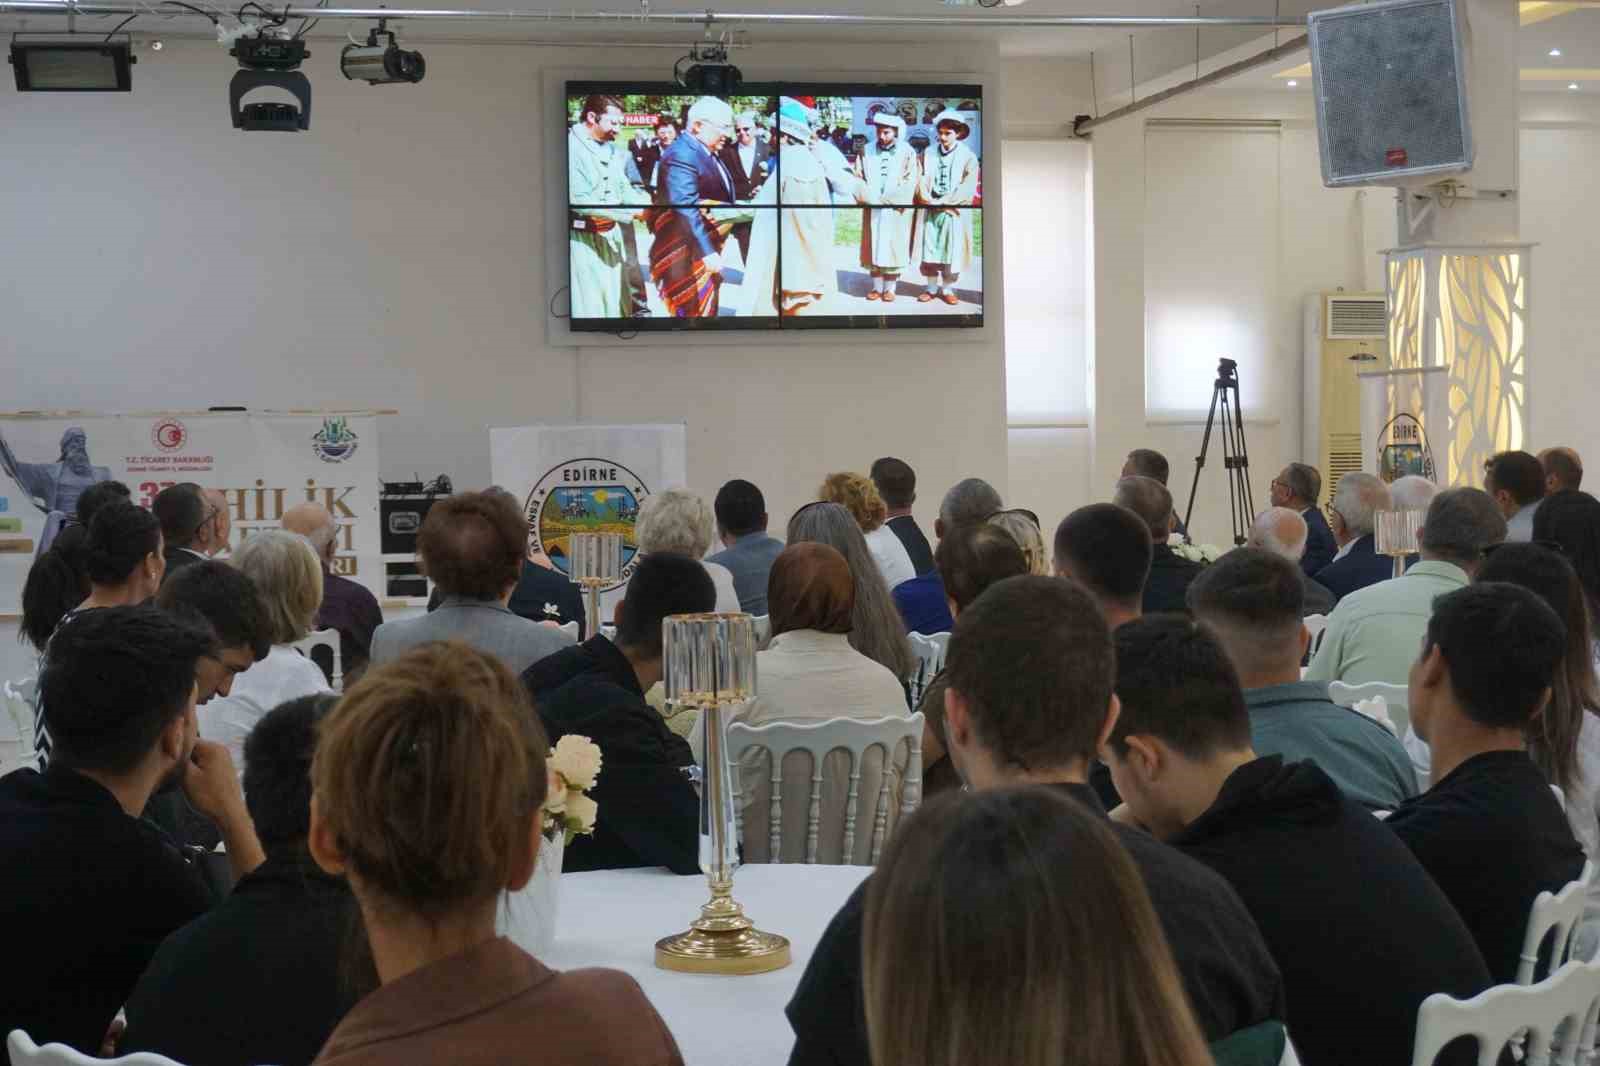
left=1188, top=547, right=1418, bottom=811
left=568, top=93, right=649, bottom=319
left=1306, top=488, right=1506, bottom=688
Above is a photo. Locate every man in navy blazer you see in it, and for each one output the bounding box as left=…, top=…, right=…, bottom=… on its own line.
left=1313, top=471, right=1395, bottom=600
left=1270, top=462, right=1337, bottom=577
left=648, top=96, right=737, bottom=318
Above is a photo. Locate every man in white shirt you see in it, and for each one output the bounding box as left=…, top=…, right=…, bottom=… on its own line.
left=1485, top=450, right=1548, bottom=543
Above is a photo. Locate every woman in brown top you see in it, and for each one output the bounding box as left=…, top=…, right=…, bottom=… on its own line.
left=308, top=640, right=683, bottom=1066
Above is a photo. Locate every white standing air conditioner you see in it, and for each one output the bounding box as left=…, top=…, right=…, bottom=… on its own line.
left=1307, top=0, right=1473, bottom=187
left=1303, top=292, right=1387, bottom=506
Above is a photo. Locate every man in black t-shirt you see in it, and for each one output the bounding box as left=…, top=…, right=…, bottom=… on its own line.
left=786, top=577, right=1285, bottom=1066
left=0, top=605, right=266, bottom=1053
left=1105, top=616, right=1492, bottom=1066
left=1387, top=582, right=1585, bottom=984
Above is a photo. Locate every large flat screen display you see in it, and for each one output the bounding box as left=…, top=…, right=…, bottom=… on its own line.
left=565, top=82, right=983, bottom=331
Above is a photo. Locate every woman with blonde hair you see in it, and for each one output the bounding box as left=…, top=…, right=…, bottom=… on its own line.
left=788, top=502, right=915, bottom=681
left=987, top=508, right=1049, bottom=576
left=819, top=472, right=917, bottom=590
left=201, top=529, right=330, bottom=766
left=310, top=642, right=682, bottom=1066
left=635, top=487, right=741, bottom=614
left=864, top=787, right=1214, bottom=1066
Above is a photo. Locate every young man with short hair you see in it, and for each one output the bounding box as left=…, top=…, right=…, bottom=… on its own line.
left=1485, top=450, right=1549, bottom=542
left=1114, top=475, right=1202, bottom=615
left=869, top=457, right=934, bottom=576
left=706, top=478, right=785, bottom=615
left=1539, top=446, right=1584, bottom=495
left=786, top=577, right=1286, bottom=1066
left=1386, top=582, right=1585, bottom=983
left=1053, top=502, right=1152, bottom=631
left=0, top=605, right=265, bottom=1053
left=1104, top=615, right=1491, bottom=1066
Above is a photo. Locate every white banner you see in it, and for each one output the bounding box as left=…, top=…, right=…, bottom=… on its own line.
left=1358, top=366, right=1451, bottom=485
left=490, top=423, right=688, bottom=621
left=0, top=411, right=383, bottom=614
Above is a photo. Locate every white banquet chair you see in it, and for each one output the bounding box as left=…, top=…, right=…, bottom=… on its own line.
left=1, top=678, right=38, bottom=777
left=1520, top=864, right=1596, bottom=985
left=1410, top=958, right=1600, bottom=1066
left=728, top=713, right=924, bottom=866
left=289, top=628, right=342, bottom=691
left=906, top=631, right=950, bottom=708
left=8, top=1029, right=187, bottom=1066
left=1330, top=679, right=1411, bottom=736
left=557, top=620, right=580, bottom=641
left=1302, top=613, right=1329, bottom=657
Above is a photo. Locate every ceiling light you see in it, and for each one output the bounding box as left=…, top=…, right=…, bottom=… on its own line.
left=1551, top=49, right=1563, bottom=57
left=1287, top=79, right=1299, bottom=87
left=228, top=30, right=311, bottom=131
left=1570, top=82, right=1581, bottom=91
left=340, top=20, right=424, bottom=85
left=9, top=36, right=136, bottom=91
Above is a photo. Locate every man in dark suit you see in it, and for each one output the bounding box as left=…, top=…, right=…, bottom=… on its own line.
left=1122, top=448, right=1188, bottom=540
left=632, top=118, right=676, bottom=194
left=1115, top=475, right=1204, bottom=615
left=1247, top=507, right=1337, bottom=616
left=1270, top=462, right=1337, bottom=576
left=648, top=96, right=736, bottom=319
left=1313, top=471, right=1395, bottom=600
left=717, top=110, right=772, bottom=265
left=870, top=457, right=935, bottom=576
left=152, top=483, right=229, bottom=579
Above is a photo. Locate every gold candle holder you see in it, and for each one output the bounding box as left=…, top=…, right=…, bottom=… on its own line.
left=568, top=532, right=623, bottom=640
left=655, top=613, right=790, bottom=976
left=1376, top=508, right=1425, bottom=580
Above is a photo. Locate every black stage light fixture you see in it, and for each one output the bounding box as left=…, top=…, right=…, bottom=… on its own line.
left=229, top=30, right=311, bottom=131
left=675, top=41, right=741, bottom=96
left=341, top=21, right=424, bottom=85
left=10, top=35, right=136, bottom=91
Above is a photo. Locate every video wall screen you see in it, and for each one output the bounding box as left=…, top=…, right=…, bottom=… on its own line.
left=565, top=82, right=983, bottom=332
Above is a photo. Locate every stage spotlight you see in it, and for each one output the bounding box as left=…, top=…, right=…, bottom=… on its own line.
left=674, top=41, right=741, bottom=96
left=228, top=29, right=311, bottom=132
left=10, top=35, right=135, bottom=91
left=340, top=22, right=424, bottom=85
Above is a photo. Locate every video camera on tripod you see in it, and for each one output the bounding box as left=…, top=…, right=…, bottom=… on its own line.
left=1181, top=358, right=1256, bottom=547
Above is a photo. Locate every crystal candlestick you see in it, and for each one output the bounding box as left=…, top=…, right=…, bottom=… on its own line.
left=568, top=532, right=622, bottom=640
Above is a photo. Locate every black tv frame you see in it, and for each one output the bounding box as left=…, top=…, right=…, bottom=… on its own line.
left=564, top=80, right=984, bottom=334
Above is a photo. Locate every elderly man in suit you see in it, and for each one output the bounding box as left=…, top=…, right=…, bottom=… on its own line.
left=370, top=491, right=572, bottom=675
left=1312, top=472, right=1394, bottom=600
left=718, top=110, right=771, bottom=266
left=648, top=96, right=737, bottom=319
left=1270, top=462, right=1337, bottom=577
left=1247, top=507, right=1337, bottom=617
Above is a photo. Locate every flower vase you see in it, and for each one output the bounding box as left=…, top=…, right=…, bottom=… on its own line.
left=498, top=832, right=564, bottom=958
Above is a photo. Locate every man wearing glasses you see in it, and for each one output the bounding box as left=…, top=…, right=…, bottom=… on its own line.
left=718, top=110, right=771, bottom=267
left=153, top=483, right=232, bottom=579
left=648, top=96, right=738, bottom=318
left=1269, top=462, right=1337, bottom=577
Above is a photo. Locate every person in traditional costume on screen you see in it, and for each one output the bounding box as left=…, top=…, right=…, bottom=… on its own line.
left=855, top=112, right=918, bottom=303
left=568, top=93, right=650, bottom=319
left=913, top=108, right=980, bottom=306
left=0, top=426, right=112, bottom=556
left=648, top=96, right=737, bottom=319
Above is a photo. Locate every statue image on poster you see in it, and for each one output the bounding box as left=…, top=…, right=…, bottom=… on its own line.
left=0, top=426, right=113, bottom=556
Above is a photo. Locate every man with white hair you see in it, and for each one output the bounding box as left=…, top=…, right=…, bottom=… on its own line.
left=281, top=501, right=383, bottom=678
left=1389, top=475, right=1439, bottom=514
left=855, top=111, right=918, bottom=303
left=718, top=110, right=771, bottom=266
left=649, top=95, right=737, bottom=318
left=1313, top=472, right=1393, bottom=600
left=1247, top=507, right=1336, bottom=617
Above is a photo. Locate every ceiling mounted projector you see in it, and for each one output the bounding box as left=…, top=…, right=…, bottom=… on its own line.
left=229, top=29, right=311, bottom=132
left=676, top=41, right=741, bottom=95
left=341, top=21, right=424, bottom=85
left=10, top=35, right=136, bottom=91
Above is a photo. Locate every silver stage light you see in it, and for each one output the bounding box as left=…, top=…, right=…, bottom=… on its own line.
left=341, top=22, right=423, bottom=85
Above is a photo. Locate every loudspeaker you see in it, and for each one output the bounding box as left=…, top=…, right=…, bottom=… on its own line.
left=1308, top=0, right=1473, bottom=188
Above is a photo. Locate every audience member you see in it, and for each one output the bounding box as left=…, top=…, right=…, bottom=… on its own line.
left=788, top=502, right=915, bottom=680
left=1247, top=507, right=1335, bottom=616
left=0, top=606, right=264, bottom=1052
left=522, top=553, right=713, bottom=874
left=123, top=693, right=359, bottom=1066
left=1312, top=472, right=1392, bottom=599
left=986, top=508, right=1048, bottom=575
left=1485, top=449, right=1548, bottom=542
left=733, top=544, right=911, bottom=863
left=1053, top=503, right=1151, bottom=630
left=372, top=492, right=572, bottom=673
left=1269, top=463, right=1335, bottom=576
left=1534, top=489, right=1600, bottom=625
left=863, top=789, right=1214, bottom=1066
left=706, top=478, right=785, bottom=614
left=787, top=577, right=1285, bottom=1066
left=73, top=478, right=132, bottom=528
left=1189, top=549, right=1417, bottom=811
left=1386, top=582, right=1586, bottom=983
left=1114, top=475, right=1202, bottom=614
left=282, top=502, right=383, bottom=679
left=819, top=472, right=917, bottom=590
left=933, top=476, right=1002, bottom=541
left=199, top=531, right=331, bottom=768
left=869, top=457, right=935, bottom=576
left=889, top=569, right=955, bottom=635
left=310, top=643, right=682, bottom=1066
left=636, top=487, right=741, bottom=612
left=153, top=483, right=230, bottom=576
left=1390, top=474, right=1441, bottom=514
left=1473, top=544, right=1600, bottom=863
left=1105, top=616, right=1491, bottom=1066
left=19, top=524, right=89, bottom=653
left=1122, top=447, right=1188, bottom=538
left=1540, top=446, right=1584, bottom=495
left=1308, top=488, right=1505, bottom=686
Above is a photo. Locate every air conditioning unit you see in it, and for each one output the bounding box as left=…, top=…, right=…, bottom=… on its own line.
left=1303, top=291, right=1387, bottom=506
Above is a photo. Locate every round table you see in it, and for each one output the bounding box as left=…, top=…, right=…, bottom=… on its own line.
left=541, top=864, right=872, bottom=1066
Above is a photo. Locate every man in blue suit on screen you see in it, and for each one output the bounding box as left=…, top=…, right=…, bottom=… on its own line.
left=649, top=96, right=737, bottom=319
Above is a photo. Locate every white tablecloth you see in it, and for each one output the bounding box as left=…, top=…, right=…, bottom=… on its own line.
left=542, top=865, right=873, bottom=1066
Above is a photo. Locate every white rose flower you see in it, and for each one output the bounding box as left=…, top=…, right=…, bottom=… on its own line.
left=543, top=767, right=568, bottom=814
left=566, top=793, right=599, bottom=834
left=551, top=735, right=603, bottom=791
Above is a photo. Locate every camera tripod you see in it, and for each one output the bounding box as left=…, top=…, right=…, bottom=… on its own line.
left=1181, top=358, right=1255, bottom=547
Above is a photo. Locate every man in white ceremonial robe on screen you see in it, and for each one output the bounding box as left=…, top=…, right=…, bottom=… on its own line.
left=913, top=108, right=980, bottom=306
left=855, top=112, right=917, bottom=303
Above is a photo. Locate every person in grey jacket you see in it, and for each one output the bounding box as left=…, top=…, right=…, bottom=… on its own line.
left=371, top=491, right=572, bottom=675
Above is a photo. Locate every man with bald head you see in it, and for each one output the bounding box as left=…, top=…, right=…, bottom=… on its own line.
left=1540, top=447, right=1584, bottom=496
left=281, top=501, right=382, bottom=679
left=1114, top=475, right=1203, bottom=615
left=1248, top=507, right=1335, bottom=617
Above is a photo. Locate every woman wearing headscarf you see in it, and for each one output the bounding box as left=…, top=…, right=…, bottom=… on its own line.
left=730, top=543, right=911, bottom=865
